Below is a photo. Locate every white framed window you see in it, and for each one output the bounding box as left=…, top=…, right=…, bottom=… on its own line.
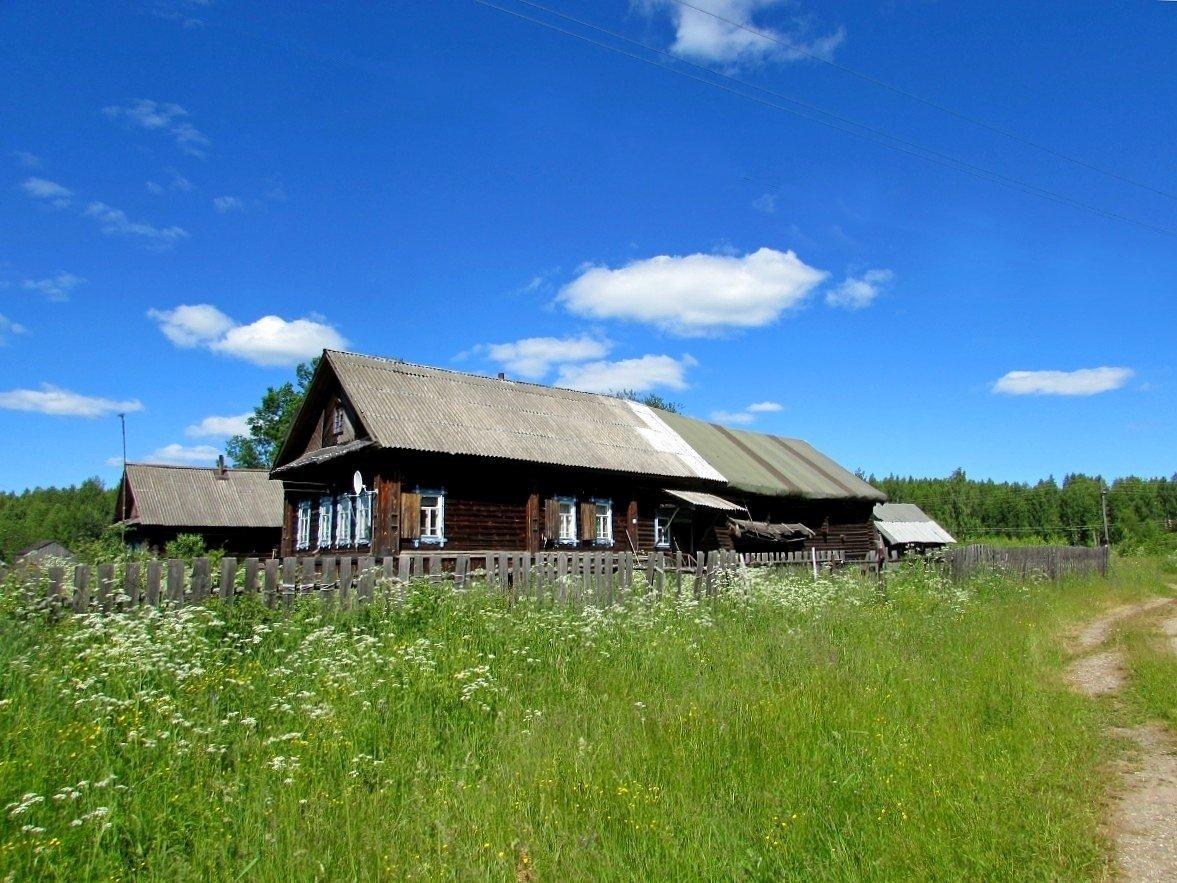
left=557, top=498, right=577, bottom=544
left=332, top=405, right=344, bottom=436
left=335, top=494, right=354, bottom=547
left=593, top=499, right=613, bottom=545
left=654, top=508, right=674, bottom=549
left=419, top=491, right=445, bottom=544
left=354, top=490, right=374, bottom=546
left=316, top=495, right=334, bottom=549
left=296, top=500, right=312, bottom=551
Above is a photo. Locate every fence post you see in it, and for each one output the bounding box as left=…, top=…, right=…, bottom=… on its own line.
left=73, top=564, right=91, bottom=612
left=220, top=557, right=238, bottom=605
left=145, top=560, right=162, bottom=607
left=166, top=559, right=185, bottom=606
left=124, top=562, right=141, bottom=608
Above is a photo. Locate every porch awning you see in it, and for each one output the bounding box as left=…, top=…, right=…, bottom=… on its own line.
left=663, top=489, right=746, bottom=512
left=270, top=439, right=374, bottom=476
left=728, top=518, right=815, bottom=543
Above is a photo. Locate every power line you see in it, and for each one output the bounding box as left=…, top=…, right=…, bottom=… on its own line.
left=664, top=0, right=1177, bottom=203
left=476, top=0, right=1177, bottom=239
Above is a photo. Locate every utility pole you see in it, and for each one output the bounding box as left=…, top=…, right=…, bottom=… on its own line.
left=119, top=413, right=128, bottom=544
left=1100, top=483, right=1110, bottom=547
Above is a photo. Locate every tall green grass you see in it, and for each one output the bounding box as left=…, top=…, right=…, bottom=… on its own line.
left=0, top=564, right=1141, bottom=880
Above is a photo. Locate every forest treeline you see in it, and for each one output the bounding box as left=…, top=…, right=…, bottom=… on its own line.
left=868, top=470, right=1176, bottom=549
left=0, top=479, right=118, bottom=563
left=1, top=470, right=1174, bottom=563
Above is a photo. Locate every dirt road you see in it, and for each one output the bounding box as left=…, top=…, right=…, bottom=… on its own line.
left=1066, top=596, right=1176, bottom=882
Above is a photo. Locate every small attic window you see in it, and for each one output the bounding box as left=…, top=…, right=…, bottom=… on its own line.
left=331, top=404, right=345, bottom=436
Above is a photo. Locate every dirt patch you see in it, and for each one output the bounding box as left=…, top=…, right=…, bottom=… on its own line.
left=1110, top=724, right=1177, bottom=882
left=1162, top=614, right=1177, bottom=655
left=1073, top=598, right=1173, bottom=652
left=1067, top=596, right=1176, bottom=882
left=1067, top=650, right=1126, bottom=697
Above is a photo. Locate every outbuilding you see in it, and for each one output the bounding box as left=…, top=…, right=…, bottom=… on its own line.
left=114, top=460, right=284, bottom=557
left=872, top=502, right=956, bottom=556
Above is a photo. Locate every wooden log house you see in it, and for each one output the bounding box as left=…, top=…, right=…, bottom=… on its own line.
left=115, top=461, right=284, bottom=557
left=270, top=351, right=884, bottom=559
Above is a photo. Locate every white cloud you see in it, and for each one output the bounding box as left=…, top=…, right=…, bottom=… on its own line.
left=709, top=409, right=756, bottom=425
left=148, top=170, right=195, bottom=194
left=212, top=316, right=347, bottom=367
left=478, top=335, right=612, bottom=380
left=103, top=99, right=210, bottom=157
left=0, top=314, right=29, bottom=344
left=147, top=304, right=235, bottom=347
left=146, top=443, right=221, bottom=465
left=0, top=384, right=143, bottom=418
left=185, top=413, right=252, bottom=438
left=825, top=268, right=893, bottom=310
left=212, top=195, right=244, bottom=213
left=642, top=0, right=844, bottom=68
left=11, top=151, right=43, bottom=168
left=23, top=272, right=86, bottom=302
left=559, top=247, right=827, bottom=336
left=751, top=192, right=776, bottom=213
left=992, top=367, right=1135, bottom=397
left=709, top=399, right=784, bottom=424
left=149, top=304, right=345, bottom=366
left=84, top=201, right=188, bottom=244
left=21, top=176, right=73, bottom=207
left=556, top=354, right=695, bottom=393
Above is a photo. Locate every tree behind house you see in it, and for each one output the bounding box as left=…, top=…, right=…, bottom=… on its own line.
left=226, top=359, right=318, bottom=468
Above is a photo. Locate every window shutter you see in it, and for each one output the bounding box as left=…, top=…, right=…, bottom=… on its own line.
left=400, top=491, right=421, bottom=539
left=544, top=498, right=559, bottom=539
left=579, top=501, right=595, bottom=542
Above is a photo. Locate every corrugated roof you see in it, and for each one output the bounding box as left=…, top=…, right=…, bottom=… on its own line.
left=663, top=489, right=746, bottom=511
left=657, top=412, right=885, bottom=501
left=874, top=502, right=934, bottom=522
left=321, top=351, right=726, bottom=482
left=875, top=520, right=956, bottom=545
left=122, top=463, right=284, bottom=528
left=272, top=439, right=374, bottom=475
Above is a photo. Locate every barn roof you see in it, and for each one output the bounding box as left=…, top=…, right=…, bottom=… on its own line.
left=872, top=503, right=956, bottom=545
left=298, top=351, right=725, bottom=482
left=656, top=412, right=885, bottom=501
left=119, top=463, right=284, bottom=529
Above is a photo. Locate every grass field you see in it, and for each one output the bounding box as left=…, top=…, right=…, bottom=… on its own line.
left=0, top=559, right=1163, bottom=880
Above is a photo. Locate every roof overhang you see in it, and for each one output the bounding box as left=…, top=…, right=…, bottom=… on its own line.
left=728, top=518, right=815, bottom=543
left=663, top=489, right=746, bottom=512
left=271, top=438, right=374, bottom=476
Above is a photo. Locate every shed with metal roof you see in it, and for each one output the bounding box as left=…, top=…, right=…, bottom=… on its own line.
left=873, top=502, right=956, bottom=549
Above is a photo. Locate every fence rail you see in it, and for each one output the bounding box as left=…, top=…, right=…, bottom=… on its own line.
left=1, top=548, right=859, bottom=613
left=944, top=544, right=1110, bottom=581
left=1, top=544, right=1108, bottom=615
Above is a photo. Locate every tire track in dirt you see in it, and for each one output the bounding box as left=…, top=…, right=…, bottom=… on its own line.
left=1066, top=594, right=1176, bottom=882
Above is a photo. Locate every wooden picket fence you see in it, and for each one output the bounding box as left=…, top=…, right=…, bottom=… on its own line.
left=1, top=547, right=860, bottom=614
left=944, top=544, right=1110, bottom=581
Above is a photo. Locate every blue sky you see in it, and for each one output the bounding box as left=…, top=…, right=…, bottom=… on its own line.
left=1, top=0, right=1174, bottom=492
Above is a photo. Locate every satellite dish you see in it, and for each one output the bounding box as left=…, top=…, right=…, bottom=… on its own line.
left=352, top=471, right=364, bottom=495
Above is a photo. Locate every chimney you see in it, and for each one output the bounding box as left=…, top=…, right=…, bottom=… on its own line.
left=216, top=454, right=228, bottom=479
left=497, top=372, right=506, bottom=381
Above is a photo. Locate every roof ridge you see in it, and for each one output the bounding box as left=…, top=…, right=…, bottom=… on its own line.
left=326, top=349, right=622, bottom=403
left=125, top=462, right=272, bottom=473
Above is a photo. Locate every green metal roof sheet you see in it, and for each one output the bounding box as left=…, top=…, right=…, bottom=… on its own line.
left=656, top=411, right=885, bottom=501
